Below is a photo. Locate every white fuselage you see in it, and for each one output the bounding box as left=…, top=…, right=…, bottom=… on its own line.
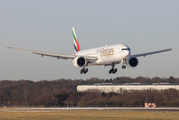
left=75, top=44, right=131, bottom=66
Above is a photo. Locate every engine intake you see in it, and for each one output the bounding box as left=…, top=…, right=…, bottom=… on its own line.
left=126, top=57, right=138, bottom=68
left=73, top=56, right=87, bottom=67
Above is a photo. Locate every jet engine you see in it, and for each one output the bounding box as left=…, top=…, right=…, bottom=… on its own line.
left=126, top=56, right=138, bottom=68
left=73, top=56, right=87, bottom=67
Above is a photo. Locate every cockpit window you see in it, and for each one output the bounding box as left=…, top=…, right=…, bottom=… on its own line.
left=121, top=48, right=130, bottom=51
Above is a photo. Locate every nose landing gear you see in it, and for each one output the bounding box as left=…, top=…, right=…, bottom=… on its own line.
left=122, top=59, right=127, bottom=69
left=122, top=65, right=126, bottom=69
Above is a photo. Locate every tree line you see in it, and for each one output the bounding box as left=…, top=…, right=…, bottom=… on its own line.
left=0, top=76, right=179, bottom=107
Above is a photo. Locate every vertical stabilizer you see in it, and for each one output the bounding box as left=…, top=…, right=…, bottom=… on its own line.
left=72, top=27, right=80, bottom=53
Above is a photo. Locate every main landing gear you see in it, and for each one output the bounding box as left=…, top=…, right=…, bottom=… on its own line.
left=108, top=61, right=127, bottom=74
left=109, top=68, right=117, bottom=74
left=80, top=68, right=88, bottom=74
left=109, top=63, right=117, bottom=74
left=122, top=59, right=127, bottom=69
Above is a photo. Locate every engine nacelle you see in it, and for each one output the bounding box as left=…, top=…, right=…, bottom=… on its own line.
left=126, top=56, right=138, bottom=68
left=73, top=56, right=87, bottom=68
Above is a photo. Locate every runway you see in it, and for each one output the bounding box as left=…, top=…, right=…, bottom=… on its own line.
left=1, top=107, right=179, bottom=120
left=18, top=107, right=179, bottom=112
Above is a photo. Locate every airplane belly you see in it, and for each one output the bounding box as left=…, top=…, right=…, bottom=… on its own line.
left=89, top=54, right=123, bottom=66
left=101, top=56, right=114, bottom=63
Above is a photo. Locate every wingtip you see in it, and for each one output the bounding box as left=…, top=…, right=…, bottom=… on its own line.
left=170, top=47, right=173, bottom=50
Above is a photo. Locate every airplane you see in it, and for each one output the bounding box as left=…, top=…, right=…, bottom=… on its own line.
left=8, top=27, right=172, bottom=74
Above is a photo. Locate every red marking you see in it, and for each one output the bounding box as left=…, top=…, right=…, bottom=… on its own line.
left=75, top=37, right=80, bottom=51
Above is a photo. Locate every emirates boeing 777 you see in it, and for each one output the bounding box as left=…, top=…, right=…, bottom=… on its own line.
left=8, top=27, right=172, bottom=74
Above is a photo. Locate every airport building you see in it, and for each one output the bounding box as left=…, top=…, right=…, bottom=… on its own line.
left=77, top=83, right=179, bottom=94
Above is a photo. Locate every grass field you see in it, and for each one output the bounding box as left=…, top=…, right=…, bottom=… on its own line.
left=0, top=108, right=179, bottom=120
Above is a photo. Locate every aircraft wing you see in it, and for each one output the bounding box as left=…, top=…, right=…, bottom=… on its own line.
left=7, top=47, right=98, bottom=61
left=132, top=48, right=172, bottom=57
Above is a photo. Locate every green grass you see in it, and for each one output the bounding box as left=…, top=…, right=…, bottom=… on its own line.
left=0, top=108, right=179, bottom=120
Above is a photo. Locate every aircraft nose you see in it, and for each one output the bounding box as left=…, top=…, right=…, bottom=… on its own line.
left=125, top=50, right=131, bottom=59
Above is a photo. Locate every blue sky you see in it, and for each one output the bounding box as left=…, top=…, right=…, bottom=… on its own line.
left=1, top=0, right=178, bottom=81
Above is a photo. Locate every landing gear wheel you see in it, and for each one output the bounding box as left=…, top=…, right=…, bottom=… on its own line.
left=84, top=68, right=88, bottom=74
left=109, top=69, right=113, bottom=74
left=80, top=68, right=88, bottom=74
left=122, top=65, right=126, bottom=69
left=113, top=68, right=117, bottom=74
left=109, top=68, right=117, bottom=74
left=80, top=69, right=83, bottom=74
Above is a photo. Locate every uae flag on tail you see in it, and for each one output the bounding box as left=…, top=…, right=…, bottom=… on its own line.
left=72, top=27, right=80, bottom=53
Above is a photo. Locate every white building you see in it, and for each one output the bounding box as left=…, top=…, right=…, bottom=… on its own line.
left=77, top=83, right=179, bottom=94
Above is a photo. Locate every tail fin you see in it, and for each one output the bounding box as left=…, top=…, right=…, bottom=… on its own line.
left=72, top=27, right=80, bottom=53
